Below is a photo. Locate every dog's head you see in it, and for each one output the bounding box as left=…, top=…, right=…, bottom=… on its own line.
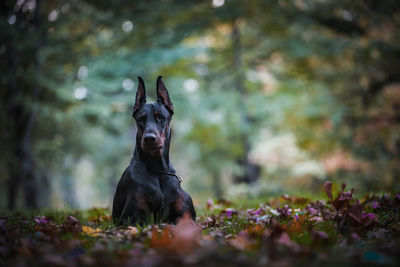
left=132, top=76, right=174, bottom=153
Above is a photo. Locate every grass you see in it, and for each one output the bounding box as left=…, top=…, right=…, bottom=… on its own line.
left=1, top=185, right=399, bottom=266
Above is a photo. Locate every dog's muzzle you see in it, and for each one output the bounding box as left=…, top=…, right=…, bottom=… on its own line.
left=141, top=133, right=163, bottom=152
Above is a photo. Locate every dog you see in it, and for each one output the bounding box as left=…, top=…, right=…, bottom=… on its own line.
left=112, top=76, right=196, bottom=225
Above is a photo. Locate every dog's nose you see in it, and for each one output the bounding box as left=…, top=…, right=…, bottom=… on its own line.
left=143, top=133, right=156, bottom=143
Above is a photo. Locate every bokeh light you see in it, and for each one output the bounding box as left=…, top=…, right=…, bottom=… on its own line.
left=122, top=20, right=133, bottom=32
left=183, top=79, right=199, bottom=92
left=78, top=66, right=88, bottom=80
left=122, top=78, right=135, bottom=91
left=8, top=15, right=16, bottom=25
left=74, top=86, right=88, bottom=100
left=212, top=0, right=225, bottom=8
left=48, top=10, right=58, bottom=22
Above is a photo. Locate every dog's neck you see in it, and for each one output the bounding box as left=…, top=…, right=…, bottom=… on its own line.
left=133, top=129, right=174, bottom=172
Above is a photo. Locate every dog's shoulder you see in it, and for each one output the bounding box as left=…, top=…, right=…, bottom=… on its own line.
left=161, top=173, right=181, bottom=188
left=126, top=159, right=160, bottom=185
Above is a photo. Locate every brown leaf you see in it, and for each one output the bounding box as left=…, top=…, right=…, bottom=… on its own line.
left=66, top=215, right=80, bottom=225
left=126, top=226, right=139, bottom=236
left=62, top=216, right=82, bottom=236
left=18, top=238, right=33, bottom=257
left=228, top=234, right=253, bottom=251
left=36, top=223, right=60, bottom=238
left=274, top=232, right=301, bottom=253
left=275, top=232, right=293, bottom=247
left=199, top=235, right=214, bottom=247
left=169, top=213, right=201, bottom=254
left=42, top=254, right=67, bottom=267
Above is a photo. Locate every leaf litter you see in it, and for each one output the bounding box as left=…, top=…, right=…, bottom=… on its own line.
left=1, top=182, right=400, bottom=266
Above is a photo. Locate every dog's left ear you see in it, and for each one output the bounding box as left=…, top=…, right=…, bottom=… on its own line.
left=156, top=76, right=174, bottom=115
left=133, top=76, right=146, bottom=117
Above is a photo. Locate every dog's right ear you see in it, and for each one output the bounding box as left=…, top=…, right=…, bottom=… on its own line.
left=133, top=77, right=146, bottom=117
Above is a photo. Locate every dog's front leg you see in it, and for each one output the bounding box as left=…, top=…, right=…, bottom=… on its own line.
left=119, top=196, right=145, bottom=225
left=112, top=171, right=129, bottom=224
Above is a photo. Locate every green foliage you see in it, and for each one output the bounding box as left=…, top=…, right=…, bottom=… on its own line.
left=1, top=0, right=400, bottom=209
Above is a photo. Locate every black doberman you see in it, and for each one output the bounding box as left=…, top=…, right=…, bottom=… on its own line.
left=112, top=76, right=196, bottom=225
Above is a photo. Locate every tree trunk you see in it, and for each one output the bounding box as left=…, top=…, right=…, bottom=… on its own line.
left=6, top=43, right=20, bottom=210
left=5, top=0, right=43, bottom=209
left=231, top=19, right=260, bottom=184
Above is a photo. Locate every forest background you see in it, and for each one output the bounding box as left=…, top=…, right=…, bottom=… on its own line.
left=1, top=0, right=400, bottom=210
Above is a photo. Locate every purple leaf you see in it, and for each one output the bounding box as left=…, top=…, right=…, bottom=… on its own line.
left=362, top=213, right=376, bottom=220
left=0, top=219, right=6, bottom=232
left=314, top=230, right=329, bottom=239
left=351, top=232, right=361, bottom=242
left=224, top=208, right=237, bottom=219
left=34, top=216, right=50, bottom=224
left=253, top=208, right=262, bottom=216
left=371, top=201, right=379, bottom=209
left=362, top=213, right=377, bottom=226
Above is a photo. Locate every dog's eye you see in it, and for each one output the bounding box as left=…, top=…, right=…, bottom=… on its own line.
left=137, top=116, right=145, bottom=124
left=156, top=114, right=164, bottom=121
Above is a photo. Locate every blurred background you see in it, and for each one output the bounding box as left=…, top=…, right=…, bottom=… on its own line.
left=1, top=0, right=400, bottom=210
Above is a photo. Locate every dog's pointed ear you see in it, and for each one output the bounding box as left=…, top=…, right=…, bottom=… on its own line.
left=133, top=76, right=146, bottom=117
left=156, top=76, right=174, bottom=115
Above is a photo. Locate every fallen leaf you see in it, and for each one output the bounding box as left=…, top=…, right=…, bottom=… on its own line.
left=221, top=208, right=238, bottom=219
left=207, top=199, right=214, bottom=210
left=42, top=254, right=67, bottom=267
left=228, top=233, right=253, bottom=251
left=34, top=216, right=50, bottom=224
left=126, top=226, right=139, bottom=236
left=82, top=226, right=102, bottom=237
left=149, top=226, right=172, bottom=248
left=314, top=230, right=329, bottom=239
left=169, top=213, right=201, bottom=254
left=62, top=216, right=82, bottom=236
left=246, top=225, right=264, bottom=236
left=324, top=181, right=333, bottom=201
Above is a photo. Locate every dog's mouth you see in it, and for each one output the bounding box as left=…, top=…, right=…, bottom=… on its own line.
left=141, top=143, right=163, bottom=152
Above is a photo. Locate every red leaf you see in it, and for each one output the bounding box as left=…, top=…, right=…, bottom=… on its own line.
left=341, top=182, right=346, bottom=193
left=348, top=200, right=363, bottom=224
left=324, top=181, right=333, bottom=200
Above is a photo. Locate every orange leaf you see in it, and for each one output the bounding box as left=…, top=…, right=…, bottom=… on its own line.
left=82, top=226, right=102, bottom=237
left=282, top=215, right=306, bottom=234
left=246, top=225, right=264, bottom=236
left=149, top=227, right=172, bottom=248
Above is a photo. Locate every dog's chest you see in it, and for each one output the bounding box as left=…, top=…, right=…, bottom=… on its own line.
left=159, top=175, right=181, bottom=204
left=135, top=173, right=180, bottom=209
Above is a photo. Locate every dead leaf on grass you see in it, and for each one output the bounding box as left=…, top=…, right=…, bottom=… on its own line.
left=82, top=226, right=102, bottom=237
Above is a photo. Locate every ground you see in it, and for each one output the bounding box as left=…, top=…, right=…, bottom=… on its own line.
left=1, top=182, right=399, bottom=266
